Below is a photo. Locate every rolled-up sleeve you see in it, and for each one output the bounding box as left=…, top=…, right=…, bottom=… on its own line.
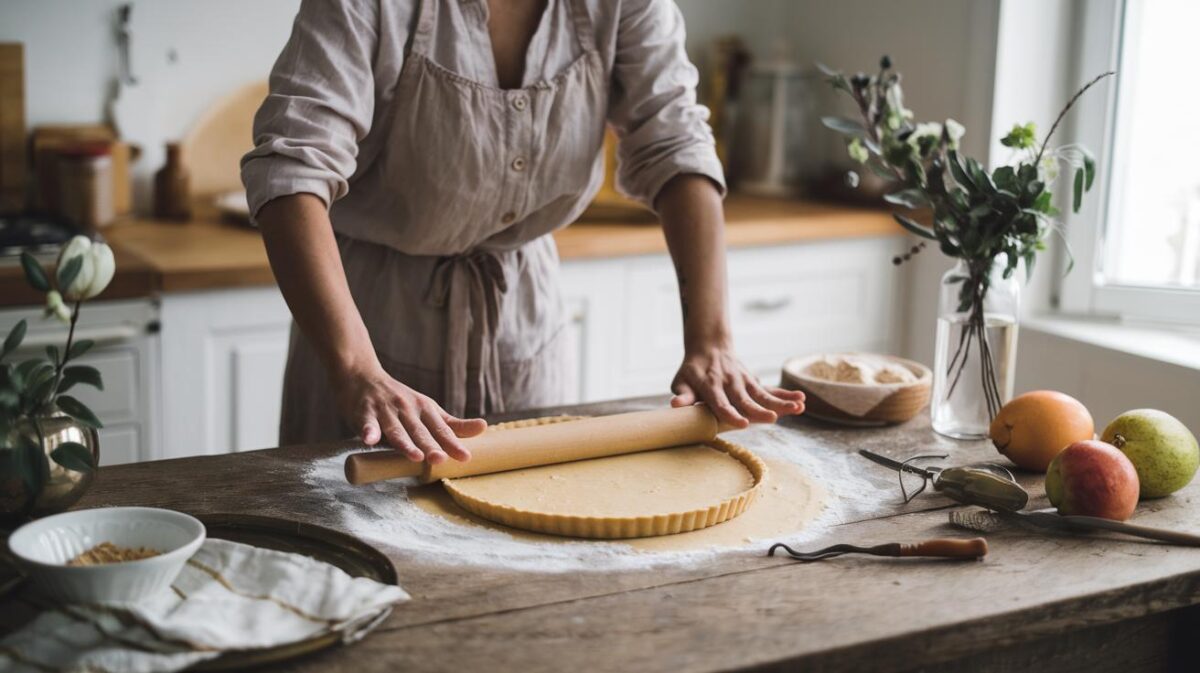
left=606, top=0, right=726, bottom=209
left=240, top=0, right=379, bottom=219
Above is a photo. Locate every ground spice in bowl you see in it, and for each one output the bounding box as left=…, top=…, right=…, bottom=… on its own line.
left=67, top=542, right=161, bottom=566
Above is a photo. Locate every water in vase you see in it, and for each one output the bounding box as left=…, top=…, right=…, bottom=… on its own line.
left=931, top=313, right=1018, bottom=439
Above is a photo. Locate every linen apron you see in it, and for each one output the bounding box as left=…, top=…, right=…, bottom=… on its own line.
left=278, top=0, right=608, bottom=444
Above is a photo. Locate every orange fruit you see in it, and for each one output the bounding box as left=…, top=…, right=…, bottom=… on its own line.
left=989, top=391, right=1095, bottom=472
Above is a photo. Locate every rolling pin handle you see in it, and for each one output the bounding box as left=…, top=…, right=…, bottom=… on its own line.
left=344, top=450, right=427, bottom=485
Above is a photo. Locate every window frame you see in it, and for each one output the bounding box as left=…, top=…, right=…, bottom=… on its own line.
left=1057, top=0, right=1200, bottom=324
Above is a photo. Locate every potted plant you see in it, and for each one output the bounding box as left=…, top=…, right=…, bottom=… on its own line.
left=1, top=237, right=115, bottom=523
left=820, top=56, right=1112, bottom=438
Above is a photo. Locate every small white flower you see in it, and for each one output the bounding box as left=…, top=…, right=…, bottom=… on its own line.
left=908, top=122, right=942, bottom=155
left=944, top=119, right=965, bottom=147
left=56, top=236, right=115, bottom=301
left=44, top=290, right=71, bottom=323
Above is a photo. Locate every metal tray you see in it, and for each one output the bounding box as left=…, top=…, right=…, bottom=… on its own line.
left=191, top=513, right=398, bottom=671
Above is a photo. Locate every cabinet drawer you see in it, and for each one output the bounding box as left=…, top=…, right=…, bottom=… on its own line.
left=69, top=347, right=141, bottom=426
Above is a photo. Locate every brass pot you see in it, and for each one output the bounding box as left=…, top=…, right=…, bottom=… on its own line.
left=0, top=414, right=99, bottom=526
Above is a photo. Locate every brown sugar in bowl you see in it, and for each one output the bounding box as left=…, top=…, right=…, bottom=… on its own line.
left=781, top=354, right=932, bottom=426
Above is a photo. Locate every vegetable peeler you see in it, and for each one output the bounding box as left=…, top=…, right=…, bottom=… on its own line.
left=858, top=450, right=1030, bottom=512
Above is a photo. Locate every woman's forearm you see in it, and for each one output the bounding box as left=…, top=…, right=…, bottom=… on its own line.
left=656, top=174, right=731, bottom=351
left=257, top=193, right=379, bottom=378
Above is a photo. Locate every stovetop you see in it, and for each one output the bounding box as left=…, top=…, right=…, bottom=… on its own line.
left=0, top=214, right=77, bottom=259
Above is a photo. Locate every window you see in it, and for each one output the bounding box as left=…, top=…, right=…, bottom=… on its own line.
left=1059, top=0, right=1200, bottom=322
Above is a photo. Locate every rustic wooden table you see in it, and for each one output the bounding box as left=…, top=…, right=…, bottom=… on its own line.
left=28, top=397, right=1200, bottom=671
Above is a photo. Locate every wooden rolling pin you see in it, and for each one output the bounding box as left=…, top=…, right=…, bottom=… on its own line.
left=344, top=405, right=736, bottom=485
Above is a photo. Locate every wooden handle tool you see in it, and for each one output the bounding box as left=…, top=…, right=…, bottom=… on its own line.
left=344, top=406, right=735, bottom=485
left=768, top=537, right=989, bottom=562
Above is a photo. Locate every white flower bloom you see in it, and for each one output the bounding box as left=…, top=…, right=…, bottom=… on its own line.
left=45, top=290, right=71, bottom=323
left=945, top=118, right=965, bottom=147
left=1038, top=156, right=1060, bottom=184
left=56, top=236, right=115, bottom=301
left=908, top=122, right=942, bottom=154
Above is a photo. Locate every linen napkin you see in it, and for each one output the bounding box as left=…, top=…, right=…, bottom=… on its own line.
left=0, top=538, right=409, bottom=673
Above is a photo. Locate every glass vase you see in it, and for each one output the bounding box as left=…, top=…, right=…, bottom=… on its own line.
left=931, top=256, right=1020, bottom=439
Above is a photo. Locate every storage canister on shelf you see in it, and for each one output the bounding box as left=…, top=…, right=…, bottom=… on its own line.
left=56, top=142, right=115, bottom=231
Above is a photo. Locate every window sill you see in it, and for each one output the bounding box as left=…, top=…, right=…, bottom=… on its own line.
left=1023, top=314, right=1200, bottom=372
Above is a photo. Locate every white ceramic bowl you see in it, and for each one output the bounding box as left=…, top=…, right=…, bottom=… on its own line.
left=8, top=507, right=206, bottom=604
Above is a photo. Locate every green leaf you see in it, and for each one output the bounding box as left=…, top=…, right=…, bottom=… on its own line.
left=2, top=319, right=26, bottom=360
left=50, top=441, right=94, bottom=474
left=883, top=189, right=928, bottom=209
left=20, top=253, right=50, bottom=292
left=58, top=365, right=103, bottom=393
left=45, top=345, right=59, bottom=364
left=28, top=368, right=57, bottom=408
left=1073, top=168, right=1085, bottom=213
left=57, top=255, right=84, bottom=293
left=947, top=151, right=975, bottom=190
left=13, top=434, right=48, bottom=495
left=892, top=213, right=936, bottom=240
left=1083, top=150, right=1096, bottom=190
left=820, top=116, right=867, bottom=137
left=1032, top=191, right=1054, bottom=213
left=56, top=395, right=103, bottom=429
left=68, top=339, right=95, bottom=360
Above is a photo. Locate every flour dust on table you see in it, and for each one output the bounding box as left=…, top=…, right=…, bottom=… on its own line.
left=303, top=426, right=893, bottom=572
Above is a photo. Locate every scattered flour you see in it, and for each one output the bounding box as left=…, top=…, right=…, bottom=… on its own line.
left=303, top=428, right=893, bottom=573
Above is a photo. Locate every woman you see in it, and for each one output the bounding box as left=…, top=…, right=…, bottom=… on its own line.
left=242, top=0, right=805, bottom=463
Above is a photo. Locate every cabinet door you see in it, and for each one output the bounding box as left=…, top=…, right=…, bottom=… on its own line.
left=558, top=258, right=624, bottom=403
left=159, top=287, right=292, bottom=458
left=618, top=238, right=905, bottom=397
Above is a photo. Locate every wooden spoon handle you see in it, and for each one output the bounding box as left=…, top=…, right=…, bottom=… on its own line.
left=898, top=537, right=989, bottom=559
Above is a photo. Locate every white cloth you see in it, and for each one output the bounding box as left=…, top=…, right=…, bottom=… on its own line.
left=0, top=539, right=408, bottom=673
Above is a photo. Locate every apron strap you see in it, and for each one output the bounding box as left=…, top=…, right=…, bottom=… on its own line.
left=568, top=0, right=598, bottom=55
left=410, top=0, right=437, bottom=55
left=426, top=251, right=512, bottom=417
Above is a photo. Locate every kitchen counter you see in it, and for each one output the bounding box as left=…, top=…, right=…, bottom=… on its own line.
left=0, top=196, right=900, bottom=304
left=5, top=397, right=1198, bottom=671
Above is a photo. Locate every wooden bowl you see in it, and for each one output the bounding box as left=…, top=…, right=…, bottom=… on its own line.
left=781, top=354, right=932, bottom=426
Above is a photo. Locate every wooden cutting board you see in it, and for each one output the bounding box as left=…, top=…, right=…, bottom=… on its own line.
left=180, top=80, right=268, bottom=201
left=0, top=43, right=25, bottom=214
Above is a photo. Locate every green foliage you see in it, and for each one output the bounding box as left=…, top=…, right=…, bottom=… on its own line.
left=55, top=395, right=103, bottom=429
left=51, top=441, right=94, bottom=474
left=20, top=253, right=49, bottom=293
left=1000, top=123, right=1037, bottom=149
left=820, top=57, right=1111, bottom=288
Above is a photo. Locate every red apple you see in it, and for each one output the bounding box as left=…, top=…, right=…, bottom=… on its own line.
left=1045, top=440, right=1140, bottom=521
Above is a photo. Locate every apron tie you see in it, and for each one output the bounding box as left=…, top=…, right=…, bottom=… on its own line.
left=427, top=251, right=511, bottom=417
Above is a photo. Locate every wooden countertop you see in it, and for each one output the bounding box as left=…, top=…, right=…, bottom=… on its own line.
left=0, top=196, right=900, bottom=304
left=7, top=397, right=1200, bottom=671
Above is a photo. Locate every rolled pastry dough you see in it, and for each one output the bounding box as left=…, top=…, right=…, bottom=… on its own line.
left=441, top=417, right=767, bottom=539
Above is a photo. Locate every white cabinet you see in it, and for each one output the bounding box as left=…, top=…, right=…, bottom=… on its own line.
left=152, top=236, right=903, bottom=458
left=158, top=287, right=291, bottom=459
left=559, top=236, right=905, bottom=402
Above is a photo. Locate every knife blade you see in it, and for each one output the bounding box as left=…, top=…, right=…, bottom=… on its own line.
left=952, top=508, right=1200, bottom=546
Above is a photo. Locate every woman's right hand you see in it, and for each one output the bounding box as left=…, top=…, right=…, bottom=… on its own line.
left=333, top=362, right=487, bottom=465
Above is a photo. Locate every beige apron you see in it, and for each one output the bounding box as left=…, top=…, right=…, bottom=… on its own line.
left=279, top=0, right=608, bottom=444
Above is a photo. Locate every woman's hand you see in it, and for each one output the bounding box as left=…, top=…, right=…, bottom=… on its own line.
left=670, top=341, right=806, bottom=428
left=333, top=362, right=487, bottom=464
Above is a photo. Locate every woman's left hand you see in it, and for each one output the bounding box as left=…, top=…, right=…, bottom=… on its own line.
left=670, top=342, right=806, bottom=428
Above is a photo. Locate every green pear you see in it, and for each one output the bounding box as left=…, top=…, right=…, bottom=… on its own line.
left=1102, top=409, right=1199, bottom=498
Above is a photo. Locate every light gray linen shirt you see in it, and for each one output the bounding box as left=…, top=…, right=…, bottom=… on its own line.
left=242, top=0, right=724, bottom=430
left=241, top=0, right=725, bottom=237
